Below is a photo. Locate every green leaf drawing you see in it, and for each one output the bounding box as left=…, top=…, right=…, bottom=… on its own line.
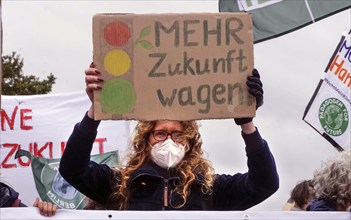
left=134, top=26, right=154, bottom=50
left=139, top=26, right=151, bottom=39
left=138, top=40, right=153, bottom=50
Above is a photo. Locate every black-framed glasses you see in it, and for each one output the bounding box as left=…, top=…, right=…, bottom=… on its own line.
left=151, top=130, right=184, bottom=142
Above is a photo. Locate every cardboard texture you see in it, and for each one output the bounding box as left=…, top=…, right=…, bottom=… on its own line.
left=93, top=12, right=255, bottom=121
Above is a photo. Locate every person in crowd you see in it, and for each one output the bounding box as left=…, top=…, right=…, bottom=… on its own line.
left=0, top=182, right=27, bottom=207
left=307, top=149, right=351, bottom=211
left=0, top=184, right=58, bottom=217
left=281, top=197, right=294, bottom=211
left=58, top=63, right=279, bottom=210
left=289, top=179, right=315, bottom=211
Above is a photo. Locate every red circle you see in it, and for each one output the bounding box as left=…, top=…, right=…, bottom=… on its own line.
left=104, top=21, right=131, bottom=47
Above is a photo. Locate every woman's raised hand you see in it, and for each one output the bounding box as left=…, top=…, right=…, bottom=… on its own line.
left=84, top=62, right=104, bottom=118
left=85, top=62, right=103, bottom=103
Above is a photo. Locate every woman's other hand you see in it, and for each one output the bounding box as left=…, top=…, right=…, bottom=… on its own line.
left=33, top=197, right=58, bottom=217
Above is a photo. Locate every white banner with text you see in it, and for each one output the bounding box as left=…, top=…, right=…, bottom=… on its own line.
left=0, top=91, right=130, bottom=205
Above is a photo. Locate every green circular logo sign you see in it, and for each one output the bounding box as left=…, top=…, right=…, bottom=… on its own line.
left=41, top=162, right=86, bottom=209
left=319, top=98, right=349, bottom=136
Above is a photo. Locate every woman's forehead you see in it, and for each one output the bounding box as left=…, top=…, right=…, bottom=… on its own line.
left=154, top=120, right=184, bottom=131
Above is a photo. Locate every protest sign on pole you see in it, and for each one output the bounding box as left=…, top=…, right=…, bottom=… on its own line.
left=303, top=30, right=351, bottom=151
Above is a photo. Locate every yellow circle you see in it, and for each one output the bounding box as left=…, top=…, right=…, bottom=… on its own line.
left=104, top=49, right=131, bottom=76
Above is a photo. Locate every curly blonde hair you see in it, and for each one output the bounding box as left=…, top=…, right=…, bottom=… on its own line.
left=312, top=149, right=351, bottom=211
left=107, top=120, right=215, bottom=210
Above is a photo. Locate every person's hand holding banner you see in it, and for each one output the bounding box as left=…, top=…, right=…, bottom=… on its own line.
left=234, top=69, right=264, bottom=125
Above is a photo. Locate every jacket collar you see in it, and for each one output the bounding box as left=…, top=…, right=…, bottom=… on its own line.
left=128, top=162, right=177, bottom=188
left=128, top=161, right=205, bottom=188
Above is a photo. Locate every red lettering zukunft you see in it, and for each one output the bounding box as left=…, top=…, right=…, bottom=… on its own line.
left=60, top=138, right=107, bottom=155
left=1, top=138, right=108, bottom=169
left=1, top=106, right=33, bottom=131
left=1, top=143, right=33, bottom=168
left=1, top=142, right=53, bottom=169
left=33, top=142, right=53, bottom=158
left=95, top=138, right=107, bottom=154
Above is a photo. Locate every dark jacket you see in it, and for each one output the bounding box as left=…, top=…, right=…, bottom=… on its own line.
left=0, top=182, right=27, bottom=207
left=59, top=113, right=279, bottom=210
left=307, top=198, right=337, bottom=211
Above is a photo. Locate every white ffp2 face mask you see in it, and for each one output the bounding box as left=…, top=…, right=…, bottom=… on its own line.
left=150, top=139, right=185, bottom=169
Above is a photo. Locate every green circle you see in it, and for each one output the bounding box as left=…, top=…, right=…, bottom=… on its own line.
left=319, top=98, right=348, bottom=136
left=101, top=78, right=136, bottom=114
left=41, top=162, right=86, bottom=209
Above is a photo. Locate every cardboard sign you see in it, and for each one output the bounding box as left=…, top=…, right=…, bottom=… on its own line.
left=93, top=13, right=255, bottom=120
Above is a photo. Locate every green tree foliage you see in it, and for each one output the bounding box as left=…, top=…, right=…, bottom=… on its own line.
left=2, top=52, right=56, bottom=95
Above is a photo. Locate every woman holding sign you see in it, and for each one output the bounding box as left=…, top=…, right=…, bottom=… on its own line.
left=59, top=64, right=279, bottom=210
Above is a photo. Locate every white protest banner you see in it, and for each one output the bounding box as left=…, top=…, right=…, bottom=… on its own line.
left=1, top=208, right=351, bottom=220
left=303, top=30, right=351, bottom=151
left=0, top=91, right=130, bottom=206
